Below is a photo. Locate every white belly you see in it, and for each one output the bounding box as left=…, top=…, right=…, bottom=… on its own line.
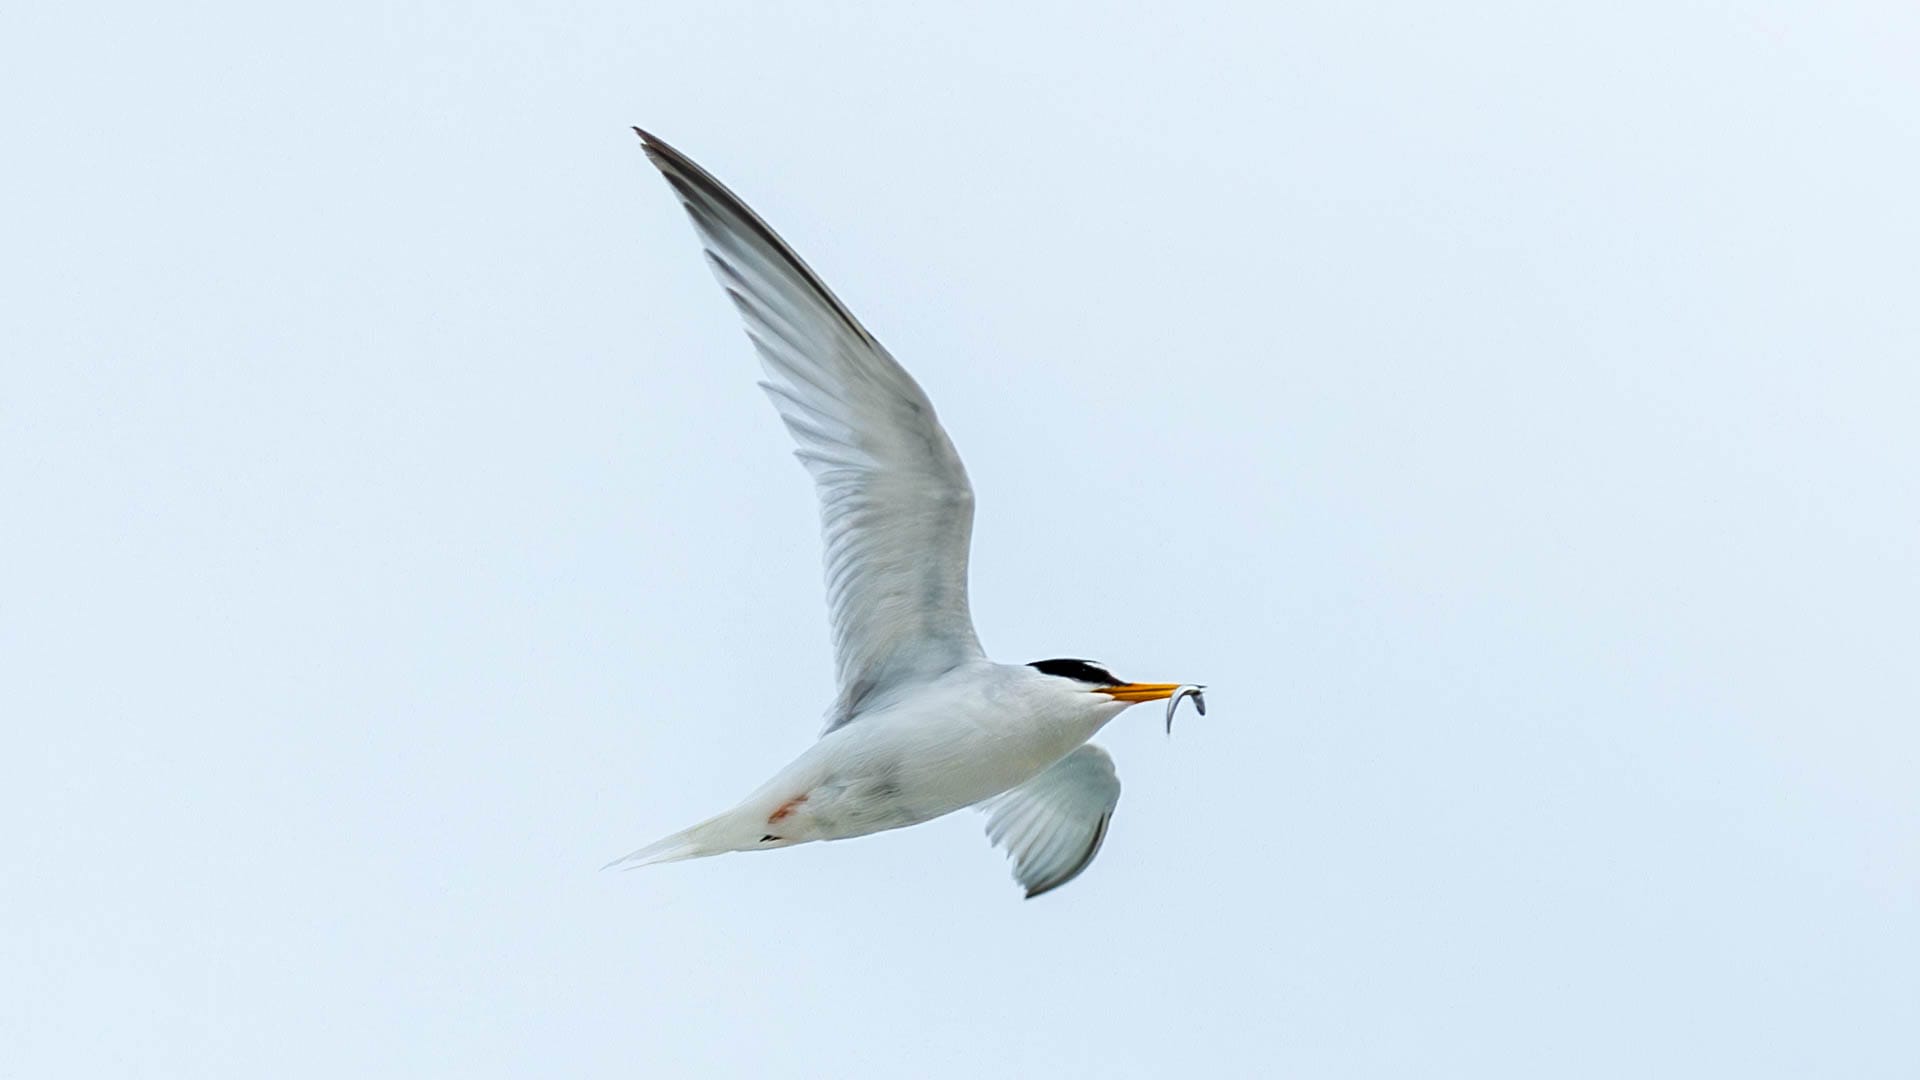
left=753, top=665, right=1128, bottom=844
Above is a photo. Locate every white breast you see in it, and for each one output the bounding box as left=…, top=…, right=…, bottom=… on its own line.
left=765, top=663, right=1129, bottom=843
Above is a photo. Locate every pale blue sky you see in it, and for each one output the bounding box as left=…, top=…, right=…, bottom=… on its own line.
left=5, top=2, right=1917, bottom=1076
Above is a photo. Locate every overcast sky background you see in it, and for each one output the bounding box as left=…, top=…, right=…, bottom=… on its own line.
left=5, top=2, right=1917, bottom=1076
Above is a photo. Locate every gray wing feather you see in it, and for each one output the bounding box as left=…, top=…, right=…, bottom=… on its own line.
left=983, top=745, right=1123, bottom=898
left=634, top=129, right=983, bottom=732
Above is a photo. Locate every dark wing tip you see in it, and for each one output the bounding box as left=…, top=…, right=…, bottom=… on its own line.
left=625, top=124, right=880, bottom=351
left=630, top=127, right=698, bottom=184
left=1022, top=871, right=1073, bottom=901
left=1019, top=811, right=1114, bottom=900
left=1023, top=879, right=1063, bottom=900
left=630, top=126, right=683, bottom=174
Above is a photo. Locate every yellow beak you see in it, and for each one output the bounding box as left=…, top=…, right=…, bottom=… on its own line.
left=1098, top=682, right=1185, bottom=703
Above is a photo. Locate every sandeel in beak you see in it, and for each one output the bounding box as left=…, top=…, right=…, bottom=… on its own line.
left=1165, top=685, right=1207, bottom=734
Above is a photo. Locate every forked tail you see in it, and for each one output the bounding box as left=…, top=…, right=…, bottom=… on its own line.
left=602, top=810, right=758, bottom=871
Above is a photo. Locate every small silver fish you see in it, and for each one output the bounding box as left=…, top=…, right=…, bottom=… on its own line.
left=1165, top=684, right=1207, bottom=734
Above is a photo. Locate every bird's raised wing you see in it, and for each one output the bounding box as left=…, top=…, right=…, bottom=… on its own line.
left=983, top=745, right=1122, bottom=898
left=634, top=129, right=982, bottom=732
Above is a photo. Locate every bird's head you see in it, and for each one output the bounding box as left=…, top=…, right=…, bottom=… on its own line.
left=1026, top=659, right=1206, bottom=731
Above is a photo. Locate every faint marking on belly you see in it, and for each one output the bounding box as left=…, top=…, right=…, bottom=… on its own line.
left=768, top=793, right=808, bottom=825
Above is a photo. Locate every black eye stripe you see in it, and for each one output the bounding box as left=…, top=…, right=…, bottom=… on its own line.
left=1026, top=659, right=1122, bottom=686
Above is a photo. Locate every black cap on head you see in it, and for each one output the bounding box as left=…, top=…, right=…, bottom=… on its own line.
left=1026, top=659, right=1122, bottom=686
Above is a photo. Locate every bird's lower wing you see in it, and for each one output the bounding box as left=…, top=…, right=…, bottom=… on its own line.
left=982, top=745, right=1122, bottom=898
